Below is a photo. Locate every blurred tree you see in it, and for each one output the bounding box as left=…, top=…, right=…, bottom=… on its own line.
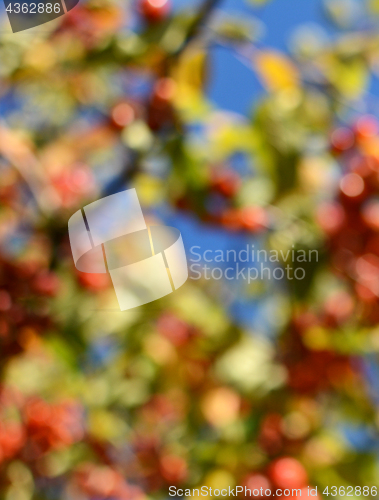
left=1, top=0, right=379, bottom=499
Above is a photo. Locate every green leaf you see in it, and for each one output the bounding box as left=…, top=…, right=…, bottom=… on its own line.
left=246, top=0, right=272, bottom=5
left=212, top=17, right=263, bottom=43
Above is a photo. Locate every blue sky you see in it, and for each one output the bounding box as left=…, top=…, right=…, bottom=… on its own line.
left=172, top=0, right=324, bottom=114
left=208, top=0, right=322, bottom=114
left=171, top=0, right=379, bottom=116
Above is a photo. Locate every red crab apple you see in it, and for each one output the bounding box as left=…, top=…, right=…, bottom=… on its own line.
left=354, top=115, right=379, bottom=141
left=210, top=169, right=241, bottom=198
left=77, top=271, right=111, bottom=292
left=330, top=127, right=354, bottom=154
left=243, top=474, right=271, bottom=497
left=160, top=454, right=188, bottom=483
left=148, top=77, right=176, bottom=130
left=269, top=457, right=308, bottom=490
left=316, top=202, right=345, bottom=235
left=111, top=102, right=135, bottom=129
left=138, top=0, right=171, bottom=23
left=240, top=206, right=268, bottom=232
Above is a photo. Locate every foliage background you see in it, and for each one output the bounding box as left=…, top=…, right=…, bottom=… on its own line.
left=1, top=0, right=379, bottom=498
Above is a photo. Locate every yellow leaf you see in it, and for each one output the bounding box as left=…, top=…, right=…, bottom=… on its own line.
left=171, top=49, right=209, bottom=119
left=328, top=58, right=368, bottom=99
left=254, top=50, right=299, bottom=91
left=368, top=0, right=379, bottom=14
left=173, top=49, right=206, bottom=91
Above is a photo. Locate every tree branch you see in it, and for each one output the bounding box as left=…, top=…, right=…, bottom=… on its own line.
left=101, top=0, right=222, bottom=197
left=172, top=0, right=223, bottom=58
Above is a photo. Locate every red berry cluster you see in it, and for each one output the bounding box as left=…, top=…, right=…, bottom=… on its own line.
left=242, top=457, right=318, bottom=499
left=0, top=395, right=25, bottom=463
left=0, top=258, right=58, bottom=362
left=133, top=433, right=188, bottom=491
left=51, top=164, right=95, bottom=209
left=24, top=398, right=84, bottom=457
left=276, top=119, right=379, bottom=397
left=74, top=463, right=145, bottom=500
left=156, top=312, right=195, bottom=346
left=282, top=310, right=355, bottom=395
left=110, top=78, right=176, bottom=135
left=0, top=387, right=83, bottom=469
left=147, top=77, right=177, bottom=131
left=220, top=206, right=269, bottom=233
left=176, top=168, right=269, bottom=233
left=59, top=4, right=122, bottom=47
left=76, top=269, right=112, bottom=292
left=322, top=115, right=379, bottom=323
